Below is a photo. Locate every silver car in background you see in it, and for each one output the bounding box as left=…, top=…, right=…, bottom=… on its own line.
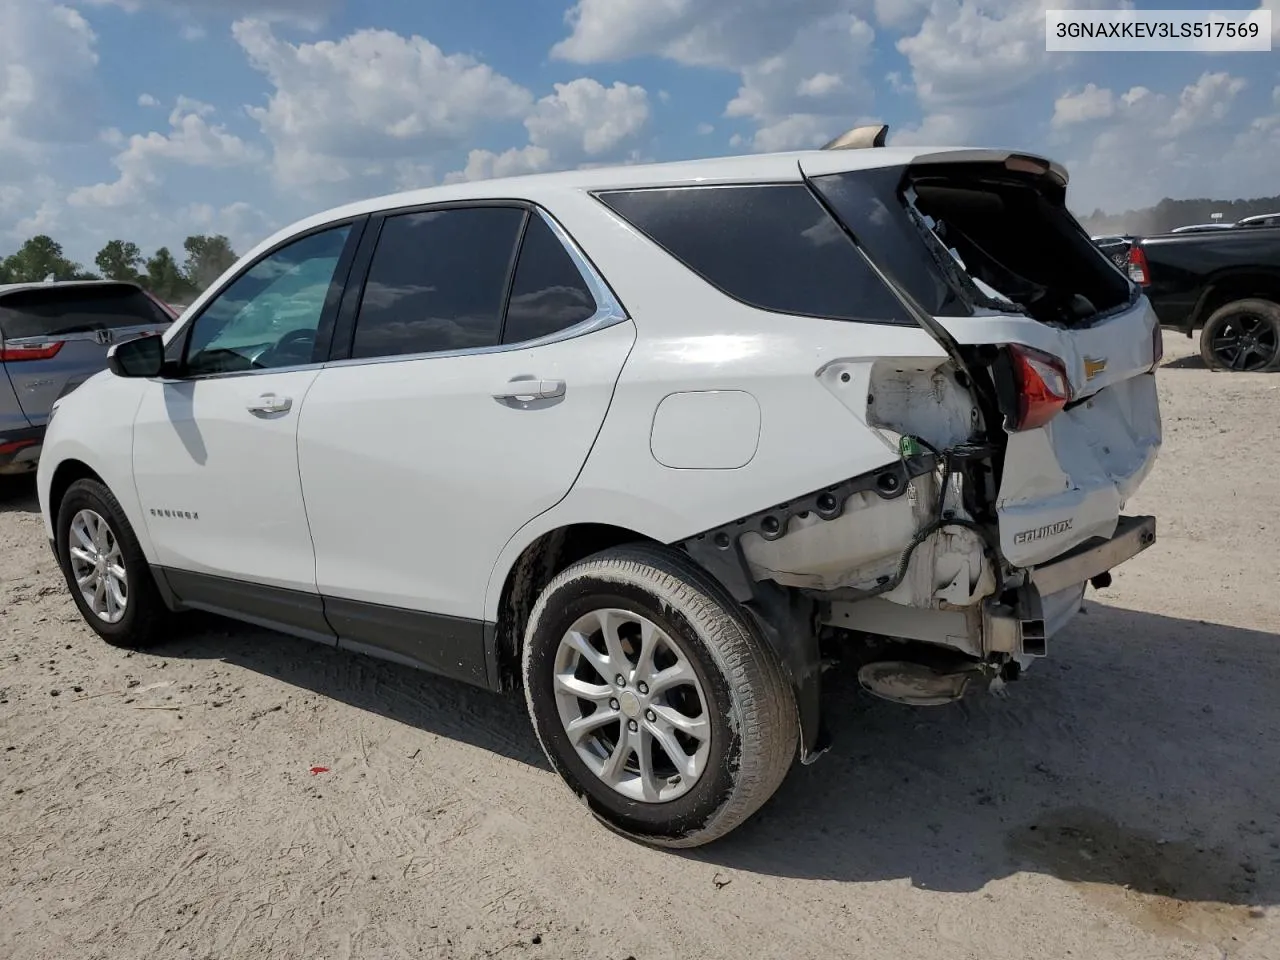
left=0, top=281, right=175, bottom=476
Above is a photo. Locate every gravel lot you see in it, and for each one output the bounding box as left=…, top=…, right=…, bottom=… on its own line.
left=2, top=333, right=1278, bottom=960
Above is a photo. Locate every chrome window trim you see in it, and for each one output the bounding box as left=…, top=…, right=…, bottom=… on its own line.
left=324, top=206, right=628, bottom=370
left=150, top=204, right=628, bottom=383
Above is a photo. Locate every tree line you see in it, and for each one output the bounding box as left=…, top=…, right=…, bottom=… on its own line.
left=0, top=234, right=239, bottom=305
left=1077, top=194, right=1280, bottom=238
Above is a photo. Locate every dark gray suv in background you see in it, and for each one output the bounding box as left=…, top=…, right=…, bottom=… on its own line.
left=0, top=282, right=175, bottom=476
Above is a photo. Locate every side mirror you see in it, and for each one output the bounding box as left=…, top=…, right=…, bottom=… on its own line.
left=107, top=334, right=166, bottom=378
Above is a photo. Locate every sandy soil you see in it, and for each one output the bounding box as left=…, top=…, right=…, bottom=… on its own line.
left=2, top=333, right=1278, bottom=960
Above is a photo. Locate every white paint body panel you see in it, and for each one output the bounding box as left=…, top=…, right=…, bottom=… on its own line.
left=36, top=143, right=1159, bottom=663
left=650, top=391, right=761, bottom=469
left=132, top=371, right=323, bottom=590
left=36, top=371, right=150, bottom=550
left=933, top=298, right=1163, bottom=568
left=298, top=321, right=635, bottom=618
left=479, top=187, right=951, bottom=618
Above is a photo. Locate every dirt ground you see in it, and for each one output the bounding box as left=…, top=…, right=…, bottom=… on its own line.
left=2, top=333, right=1278, bottom=960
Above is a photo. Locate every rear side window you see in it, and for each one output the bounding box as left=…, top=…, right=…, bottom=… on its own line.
left=352, top=207, right=525, bottom=359
left=596, top=184, right=909, bottom=324
left=0, top=285, right=171, bottom=341
left=502, top=215, right=597, bottom=344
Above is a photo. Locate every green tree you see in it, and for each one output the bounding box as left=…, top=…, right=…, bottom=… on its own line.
left=182, top=234, right=238, bottom=293
left=94, top=240, right=144, bottom=282
left=0, top=235, right=84, bottom=283
left=144, top=247, right=195, bottom=303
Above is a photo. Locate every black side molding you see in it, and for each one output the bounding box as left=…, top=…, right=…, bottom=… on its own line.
left=163, top=568, right=337, bottom=646
left=151, top=566, right=497, bottom=690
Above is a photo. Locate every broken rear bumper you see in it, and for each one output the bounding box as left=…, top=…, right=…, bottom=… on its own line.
left=989, top=515, right=1157, bottom=656
left=1028, top=514, right=1156, bottom=597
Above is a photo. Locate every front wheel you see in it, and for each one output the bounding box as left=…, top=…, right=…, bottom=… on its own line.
left=1199, top=299, right=1280, bottom=372
left=522, top=544, right=798, bottom=848
left=55, top=478, right=169, bottom=648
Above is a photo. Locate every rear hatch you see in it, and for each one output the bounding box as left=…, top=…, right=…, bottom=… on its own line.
left=0, top=283, right=175, bottom=424
left=802, top=151, right=1162, bottom=572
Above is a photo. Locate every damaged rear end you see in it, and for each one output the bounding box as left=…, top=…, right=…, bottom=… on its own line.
left=700, top=148, right=1161, bottom=711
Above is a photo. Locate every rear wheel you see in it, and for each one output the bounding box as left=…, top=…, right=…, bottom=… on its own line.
left=522, top=544, right=798, bottom=848
left=1199, top=299, right=1280, bottom=372
left=55, top=478, right=168, bottom=648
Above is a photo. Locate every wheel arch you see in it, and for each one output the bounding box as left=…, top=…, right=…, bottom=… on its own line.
left=1186, top=271, right=1280, bottom=332
left=489, top=522, right=662, bottom=692
left=486, top=516, right=829, bottom=764
left=48, top=458, right=106, bottom=529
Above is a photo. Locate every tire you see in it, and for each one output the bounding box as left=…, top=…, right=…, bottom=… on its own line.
left=1199, top=299, right=1280, bottom=372
left=521, top=543, right=798, bottom=848
left=55, top=478, right=168, bottom=648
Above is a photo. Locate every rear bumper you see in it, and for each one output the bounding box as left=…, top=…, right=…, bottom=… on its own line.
left=0, top=423, right=44, bottom=474
left=1028, top=514, right=1157, bottom=596
left=987, top=515, right=1156, bottom=657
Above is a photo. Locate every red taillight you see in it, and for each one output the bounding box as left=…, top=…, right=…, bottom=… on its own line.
left=1009, top=344, right=1071, bottom=431
left=1127, top=245, right=1150, bottom=286
left=0, top=438, right=39, bottom=456
left=0, top=341, right=64, bottom=362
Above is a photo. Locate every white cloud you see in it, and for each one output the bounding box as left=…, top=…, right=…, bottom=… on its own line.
left=1, top=0, right=100, bottom=146
left=1051, top=83, right=1115, bottom=128
left=525, top=78, right=650, bottom=158
left=797, top=73, right=844, bottom=98
left=893, top=0, right=1120, bottom=145
left=1052, top=71, right=1271, bottom=213
left=447, top=78, right=650, bottom=183
left=696, top=122, right=715, bottom=135
left=68, top=99, right=260, bottom=209
left=180, top=23, right=207, bottom=41
left=76, top=0, right=337, bottom=27
left=1167, top=72, right=1247, bottom=136
left=0, top=0, right=102, bottom=254
left=553, top=0, right=878, bottom=151
left=137, top=93, right=160, bottom=107
left=234, top=18, right=533, bottom=193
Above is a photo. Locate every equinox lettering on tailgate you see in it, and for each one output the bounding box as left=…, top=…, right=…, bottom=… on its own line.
left=1013, top=519, right=1073, bottom=545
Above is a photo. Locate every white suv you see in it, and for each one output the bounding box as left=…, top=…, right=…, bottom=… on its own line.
left=37, top=132, right=1162, bottom=847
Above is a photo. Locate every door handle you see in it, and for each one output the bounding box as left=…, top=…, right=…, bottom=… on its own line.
left=247, top=393, right=292, bottom=416
left=493, top=378, right=566, bottom=402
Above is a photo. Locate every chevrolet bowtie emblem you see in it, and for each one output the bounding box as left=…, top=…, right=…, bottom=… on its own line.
left=1083, top=356, right=1107, bottom=380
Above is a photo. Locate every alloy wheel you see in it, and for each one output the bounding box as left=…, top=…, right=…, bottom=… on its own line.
left=67, top=509, right=129, bottom=624
left=553, top=608, right=711, bottom=803
left=1209, top=313, right=1279, bottom=371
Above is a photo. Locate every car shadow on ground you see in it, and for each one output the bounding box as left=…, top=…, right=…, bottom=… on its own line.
left=159, top=612, right=552, bottom=771
left=158, top=601, right=1278, bottom=919
left=690, top=602, right=1280, bottom=923
left=1161, top=354, right=1208, bottom=370
left=0, top=475, right=38, bottom=514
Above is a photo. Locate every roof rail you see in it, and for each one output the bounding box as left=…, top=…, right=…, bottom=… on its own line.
left=820, top=124, right=889, bottom=151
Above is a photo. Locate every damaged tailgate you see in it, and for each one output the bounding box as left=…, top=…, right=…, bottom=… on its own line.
left=803, top=149, right=1161, bottom=582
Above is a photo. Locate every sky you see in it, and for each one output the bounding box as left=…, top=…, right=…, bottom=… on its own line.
left=2, top=0, right=1278, bottom=266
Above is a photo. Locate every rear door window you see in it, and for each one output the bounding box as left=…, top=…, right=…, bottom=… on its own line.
left=351, top=206, right=526, bottom=359
left=0, top=285, right=172, bottom=341
left=596, top=184, right=911, bottom=325
left=502, top=214, right=598, bottom=344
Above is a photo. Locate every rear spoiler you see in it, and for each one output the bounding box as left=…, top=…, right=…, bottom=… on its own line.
left=821, top=124, right=889, bottom=151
